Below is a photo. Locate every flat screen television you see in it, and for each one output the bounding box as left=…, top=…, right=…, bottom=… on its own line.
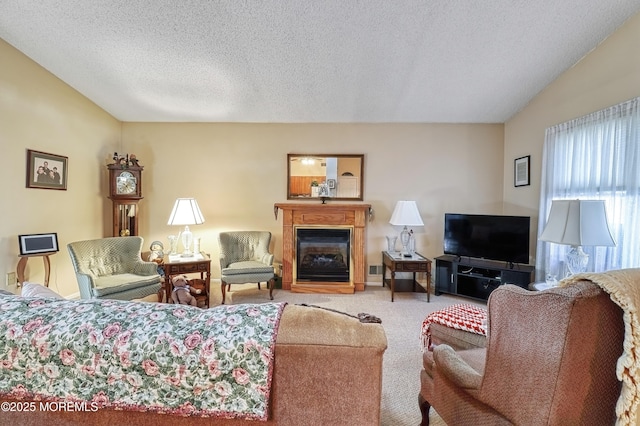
left=444, top=213, right=530, bottom=264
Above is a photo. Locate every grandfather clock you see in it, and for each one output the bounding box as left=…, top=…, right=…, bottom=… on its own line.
left=107, top=159, right=143, bottom=237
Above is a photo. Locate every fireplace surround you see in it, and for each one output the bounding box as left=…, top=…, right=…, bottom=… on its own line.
left=274, top=203, right=372, bottom=294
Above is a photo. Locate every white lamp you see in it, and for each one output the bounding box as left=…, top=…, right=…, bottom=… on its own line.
left=539, top=199, right=615, bottom=275
left=167, top=198, right=205, bottom=257
left=389, top=201, right=424, bottom=257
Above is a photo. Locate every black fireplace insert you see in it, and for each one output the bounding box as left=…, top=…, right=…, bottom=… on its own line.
left=296, top=228, right=350, bottom=282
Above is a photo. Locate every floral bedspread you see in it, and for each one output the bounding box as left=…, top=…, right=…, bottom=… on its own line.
left=0, top=295, right=286, bottom=420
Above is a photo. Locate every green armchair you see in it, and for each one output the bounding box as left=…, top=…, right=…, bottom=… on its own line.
left=67, top=236, right=163, bottom=301
left=218, top=231, right=275, bottom=304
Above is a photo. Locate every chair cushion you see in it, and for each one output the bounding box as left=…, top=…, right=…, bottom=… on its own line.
left=92, top=274, right=161, bottom=297
left=430, top=323, right=487, bottom=350
left=433, top=345, right=483, bottom=389
left=222, top=261, right=274, bottom=276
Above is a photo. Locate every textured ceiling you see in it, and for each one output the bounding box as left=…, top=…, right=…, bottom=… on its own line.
left=1, top=1, right=639, bottom=123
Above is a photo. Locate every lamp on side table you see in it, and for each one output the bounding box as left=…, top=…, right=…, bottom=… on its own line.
left=167, top=198, right=205, bottom=258
left=540, top=199, right=615, bottom=276
left=389, top=200, right=424, bottom=257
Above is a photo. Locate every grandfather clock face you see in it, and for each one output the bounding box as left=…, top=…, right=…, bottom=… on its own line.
left=109, top=165, right=142, bottom=199
left=116, top=171, right=137, bottom=195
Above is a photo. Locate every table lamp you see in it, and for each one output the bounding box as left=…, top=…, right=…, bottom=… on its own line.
left=539, top=199, right=615, bottom=275
left=389, top=200, right=424, bottom=257
left=167, top=198, right=205, bottom=257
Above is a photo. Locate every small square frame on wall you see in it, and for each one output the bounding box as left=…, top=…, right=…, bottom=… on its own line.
left=514, top=155, right=530, bottom=187
left=26, top=149, right=68, bottom=190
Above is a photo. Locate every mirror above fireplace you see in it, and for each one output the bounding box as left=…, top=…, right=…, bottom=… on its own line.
left=287, top=154, right=364, bottom=200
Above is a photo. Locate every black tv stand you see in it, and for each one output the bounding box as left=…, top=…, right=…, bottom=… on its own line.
left=435, top=255, right=534, bottom=302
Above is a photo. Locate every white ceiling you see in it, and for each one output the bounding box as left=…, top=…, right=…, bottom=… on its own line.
left=1, top=1, right=639, bottom=123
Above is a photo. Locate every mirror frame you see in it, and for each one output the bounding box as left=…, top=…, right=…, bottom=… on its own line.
left=287, top=154, right=364, bottom=201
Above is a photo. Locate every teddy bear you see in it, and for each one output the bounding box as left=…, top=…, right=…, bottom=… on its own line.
left=171, top=275, right=198, bottom=307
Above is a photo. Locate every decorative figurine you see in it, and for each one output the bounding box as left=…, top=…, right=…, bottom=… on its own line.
left=148, top=241, right=164, bottom=263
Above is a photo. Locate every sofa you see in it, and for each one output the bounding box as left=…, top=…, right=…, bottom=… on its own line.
left=0, top=285, right=387, bottom=425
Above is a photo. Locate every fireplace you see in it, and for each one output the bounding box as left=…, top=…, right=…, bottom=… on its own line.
left=296, top=228, right=351, bottom=282
left=274, top=203, right=371, bottom=294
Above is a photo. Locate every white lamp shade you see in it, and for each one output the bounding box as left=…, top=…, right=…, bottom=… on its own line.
left=167, top=198, right=205, bottom=226
left=389, top=201, right=424, bottom=226
left=540, top=200, right=615, bottom=247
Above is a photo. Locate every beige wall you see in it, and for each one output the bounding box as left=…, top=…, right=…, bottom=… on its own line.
left=1, top=37, right=505, bottom=296
left=0, top=39, right=121, bottom=295
left=503, top=12, right=640, bottom=254
left=123, top=122, right=504, bottom=283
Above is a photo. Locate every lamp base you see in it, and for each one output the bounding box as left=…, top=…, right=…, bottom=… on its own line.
left=566, top=245, right=589, bottom=275
left=180, top=226, right=194, bottom=257
left=399, top=226, right=410, bottom=257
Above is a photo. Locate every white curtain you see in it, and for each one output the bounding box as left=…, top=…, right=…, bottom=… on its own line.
left=536, top=97, right=640, bottom=280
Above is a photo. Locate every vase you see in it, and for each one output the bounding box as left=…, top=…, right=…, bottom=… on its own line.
left=168, top=235, right=178, bottom=255
left=386, top=236, right=397, bottom=253
left=408, top=235, right=416, bottom=255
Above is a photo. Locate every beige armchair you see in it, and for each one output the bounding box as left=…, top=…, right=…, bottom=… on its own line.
left=218, top=231, right=275, bottom=304
left=419, top=281, right=623, bottom=425
left=67, top=236, right=163, bottom=301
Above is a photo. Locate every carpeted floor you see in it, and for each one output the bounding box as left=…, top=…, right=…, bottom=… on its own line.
left=208, top=281, right=487, bottom=426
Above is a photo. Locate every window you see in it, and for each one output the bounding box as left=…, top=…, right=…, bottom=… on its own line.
left=537, top=97, right=640, bottom=279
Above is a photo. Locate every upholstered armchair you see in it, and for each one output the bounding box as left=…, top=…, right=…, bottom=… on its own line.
left=67, top=236, right=163, bottom=301
left=419, top=281, right=623, bottom=425
left=218, top=231, right=275, bottom=304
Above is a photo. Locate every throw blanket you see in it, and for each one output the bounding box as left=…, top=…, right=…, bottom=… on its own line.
left=0, top=295, right=286, bottom=421
left=562, top=268, right=640, bottom=426
left=420, top=304, right=487, bottom=351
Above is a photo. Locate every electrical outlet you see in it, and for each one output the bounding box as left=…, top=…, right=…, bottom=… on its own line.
left=6, top=272, right=17, bottom=288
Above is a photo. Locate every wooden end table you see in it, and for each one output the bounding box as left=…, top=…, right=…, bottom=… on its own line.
left=382, top=251, right=432, bottom=302
left=162, top=252, right=211, bottom=307
left=17, top=252, right=56, bottom=287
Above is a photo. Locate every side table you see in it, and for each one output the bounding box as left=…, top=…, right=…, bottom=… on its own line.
left=163, top=252, right=211, bottom=307
left=17, top=252, right=56, bottom=287
left=382, top=251, right=432, bottom=302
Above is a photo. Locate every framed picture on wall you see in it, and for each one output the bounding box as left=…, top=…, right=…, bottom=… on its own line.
left=514, top=155, right=530, bottom=187
left=26, top=149, right=68, bottom=190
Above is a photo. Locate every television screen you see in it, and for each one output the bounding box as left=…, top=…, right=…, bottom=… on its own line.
left=444, top=214, right=530, bottom=264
